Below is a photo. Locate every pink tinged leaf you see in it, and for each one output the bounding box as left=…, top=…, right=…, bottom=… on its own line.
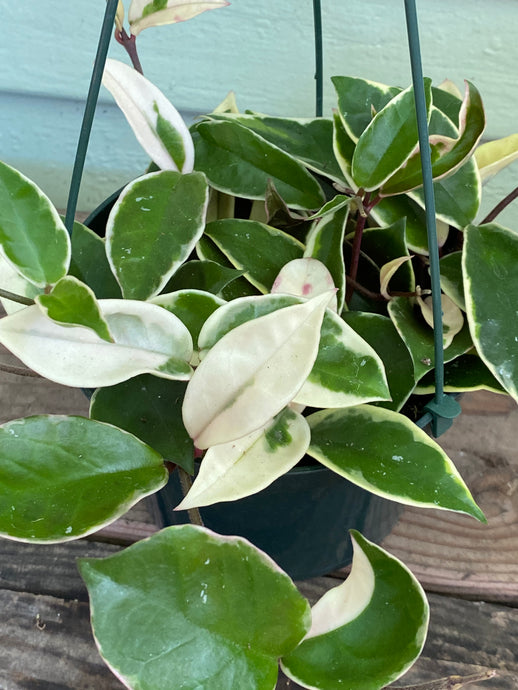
left=128, top=0, right=230, bottom=36
left=102, top=58, right=194, bottom=173
left=182, top=290, right=335, bottom=449
left=271, top=258, right=338, bottom=312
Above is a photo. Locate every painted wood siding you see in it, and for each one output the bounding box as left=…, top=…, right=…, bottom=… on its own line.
left=1, top=0, right=517, bottom=224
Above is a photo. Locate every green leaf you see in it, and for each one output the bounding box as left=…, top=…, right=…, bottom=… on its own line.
left=0, top=299, right=193, bottom=387
left=342, top=312, right=416, bottom=411
left=128, top=0, right=229, bottom=35
left=475, top=133, right=518, bottom=182
left=370, top=195, right=433, bottom=255
left=281, top=531, right=429, bottom=690
left=106, top=170, right=209, bottom=300
left=380, top=82, right=485, bottom=196
left=361, top=219, right=415, bottom=294
left=191, top=120, right=325, bottom=210
left=205, top=218, right=304, bottom=293
left=332, top=76, right=401, bottom=142
left=177, top=408, right=310, bottom=509
left=0, top=415, right=167, bottom=542
left=79, top=524, right=310, bottom=689
left=416, top=293, right=464, bottom=349
left=439, top=251, right=465, bottom=311
left=415, top=353, right=507, bottom=395
left=388, top=297, right=473, bottom=381
left=183, top=291, right=333, bottom=448
left=463, top=223, right=518, bottom=402
left=151, top=289, right=225, bottom=351
left=304, top=204, right=348, bottom=312
left=69, top=221, right=122, bottom=299
left=206, top=113, right=346, bottom=184
left=432, top=84, right=462, bottom=124
left=90, top=375, right=194, bottom=474
left=332, top=111, right=356, bottom=185
left=36, top=276, right=113, bottom=342
left=161, top=259, right=244, bottom=295
left=0, top=160, right=70, bottom=287
left=306, top=406, right=485, bottom=520
left=352, top=80, right=432, bottom=191
left=102, top=59, right=194, bottom=172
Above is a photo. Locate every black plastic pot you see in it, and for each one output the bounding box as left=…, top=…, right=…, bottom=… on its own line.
left=85, top=192, right=403, bottom=581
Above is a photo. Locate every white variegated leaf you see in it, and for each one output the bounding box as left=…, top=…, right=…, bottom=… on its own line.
left=0, top=256, right=43, bottom=314
left=417, top=293, right=464, bottom=348
left=129, top=0, right=229, bottom=35
left=182, top=291, right=334, bottom=449
left=271, top=258, right=338, bottom=312
left=102, top=58, right=194, bottom=172
left=380, top=256, right=413, bottom=300
left=177, top=408, right=310, bottom=509
left=0, top=300, right=193, bottom=387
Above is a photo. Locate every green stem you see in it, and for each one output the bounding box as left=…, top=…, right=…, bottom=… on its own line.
left=115, top=27, right=144, bottom=74
left=0, top=288, right=35, bottom=306
left=481, top=185, right=518, bottom=224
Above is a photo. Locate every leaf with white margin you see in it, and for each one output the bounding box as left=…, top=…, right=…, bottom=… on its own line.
left=128, top=0, right=229, bottom=35
left=415, top=353, right=506, bottom=396
left=416, top=293, right=464, bottom=349
left=380, top=256, right=413, bottom=300
left=463, top=223, right=518, bottom=402
left=304, top=204, right=348, bottom=312
left=0, top=299, right=193, bottom=387
left=177, top=407, right=310, bottom=509
left=182, top=290, right=334, bottom=449
left=475, top=133, right=518, bottom=182
left=271, top=258, right=337, bottom=312
left=0, top=415, right=167, bottom=543
left=102, top=58, right=194, bottom=172
left=79, top=524, right=310, bottom=690
left=281, top=531, right=429, bottom=690
left=36, top=276, right=113, bottom=342
left=306, top=405, right=485, bottom=521
left=0, top=256, right=43, bottom=314
left=106, top=170, right=209, bottom=300
left=0, top=160, right=70, bottom=287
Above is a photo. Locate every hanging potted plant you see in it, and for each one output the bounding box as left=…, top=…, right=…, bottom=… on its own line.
left=0, top=1, right=515, bottom=688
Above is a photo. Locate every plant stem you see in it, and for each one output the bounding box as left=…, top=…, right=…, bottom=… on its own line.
left=0, top=363, right=42, bottom=378
left=0, top=288, right=35, bottom=306
left=345, top=192, right=370, bottom=304
left=115, top=27, right=144, bottom=74
left=391, top=669, right=496, bottom=689
left=481, top=185, right=518, bottom=224
left=178, top=468, right=204, bottom=527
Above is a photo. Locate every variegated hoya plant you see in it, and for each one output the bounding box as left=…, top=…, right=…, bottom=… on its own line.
left=0, top=2, right=516, bottom=688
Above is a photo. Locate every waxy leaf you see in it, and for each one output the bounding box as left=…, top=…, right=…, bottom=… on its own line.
left=361, top=220, right=415, bottom=294
left=416, top=293, right=464, bottom=348
left=90, top=375, right=194, bottom=473
left=332, top=76, right=401, bottom=142
left=0, top=256, right=42, bottom=314
left=177, top=408, right=310, bottom=509
left=371, top=195, right=436, bottom=255
left=380, top=256, right=413, bottom=300
left=380, top=82, right=485, bottom=196
left=352, top=81, right=432, bottom=191
left=103, top=58, right=194, bottom=172
left=69, top=221, right=122, bottom=299
left=281, top=531, right=429, bottom=690
left=207, top=113, right=345, bottom=184
left=332, top=111, right=356, bottom=185
left=475, top=133, right=518, bottom=182
left=162, top=259, right=243, bottom=295
left=0, top=299, right=193, bottom=387
left=106, top=170, right=209, bottom=300
left=205, top=219, right=304, bottom=293
left=388, top=296, right=473, bottom=381
left=79, top=525, right=310, bottom=689
left=128, top=0, right=229, bottom=35
left=342, top=312, right=416, bottom=411
left=36, top=276, right=112, bottom=342
left=191, top=120, right=326, bottom=209
left=415, top=354, right=506, bottom=395
left=463, top=223, right=518, bottom=402
left=440, top=251, right=465, bottom=310
left=0, top=415, right=167, bottom=542
left=182, top=291, right=333, bottom=449
left=152, top=289, right=225, bottom=352
left=306, top=406, right=485, bottom=520
left=272, top=258, right=338, bottom=313
left=304, top=204, right=348, bottom=312
left=0, top=160, right=70, bottom=287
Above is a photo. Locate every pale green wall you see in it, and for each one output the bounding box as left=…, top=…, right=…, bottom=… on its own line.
left=1, top=0, right=517, bottom=226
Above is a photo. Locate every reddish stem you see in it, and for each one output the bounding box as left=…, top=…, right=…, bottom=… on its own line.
left=114, top=28, right=144, bottom=74
left=345, top=192, right=371, bottom=304
left=481, top=185, right=518, bottom=224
